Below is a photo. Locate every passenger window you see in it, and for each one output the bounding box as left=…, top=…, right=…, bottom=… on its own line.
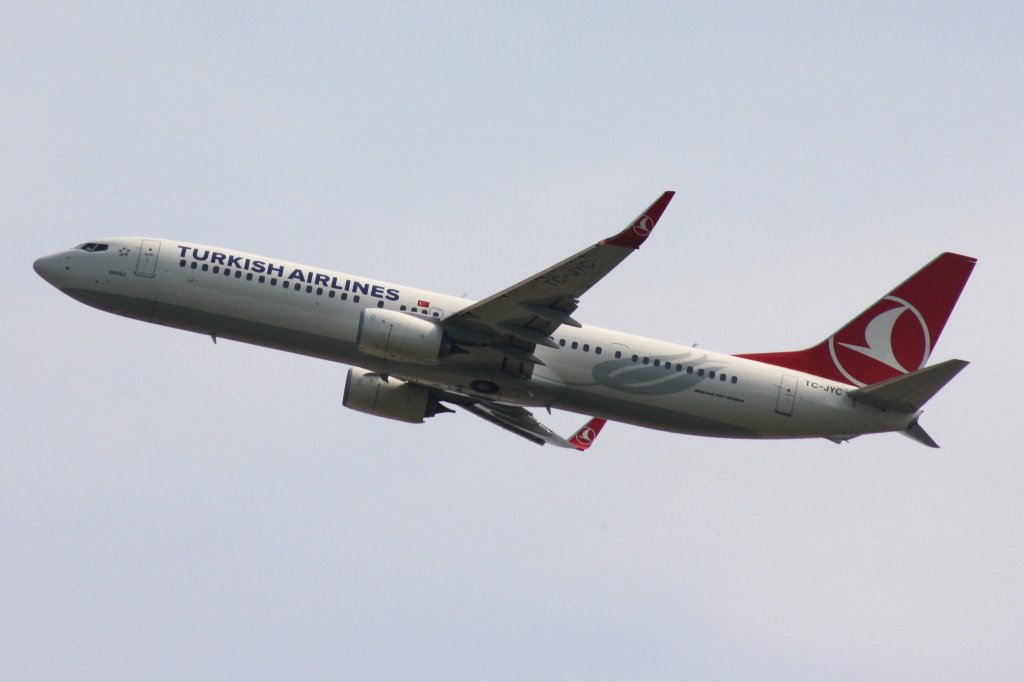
left=213, top=266, right=220, bottom=274
left=614, top=351, right=622, bottom=359
left=571, top=341, right=579, bottom=350
left=559, top=339, right=566, bottom=347
left=698, top=369, right=705, bottom=376
left=642, top=357, right=649, bottom=364
left=631, top=355, right=638, bottom=362
left=306, top=285, right=313, bottom=293
left=179, top=259, right=186, bottom=267
left=709, top=371, right=716, bottom=379
left=653, top=359, right=660, bottom=367
left=329, top=290, right=335, bottom=298
left=270, top=278, right=278, bottom=286
left=235, top=271, right=241, bottom=278
left=224, top=269, right=230, bottom=276
left=687, top=366, right=693, bottom=374
left=595, top=347, right=602, bottom=355
left=202, top=264, right=209, bottom=271
left=401, top=305, right=407, bottom=311
left=583, top=344, right=590, bottom=352
left=316, top=287, right=323, bottom=295
left=246, top=273, right=253, bottom=281
left=190, top=262, right=197, bottom=270
left=259, top=275, right=265, bottom=283
left=353, top=295, right=360, bottom=303
left=731, top=376, right=738, bottom=384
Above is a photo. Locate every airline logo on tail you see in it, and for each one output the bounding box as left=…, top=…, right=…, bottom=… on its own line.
left=829, top=296, right=932, bottom=386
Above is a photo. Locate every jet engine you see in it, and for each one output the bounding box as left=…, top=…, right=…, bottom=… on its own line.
left=356, top=308, right=449, bottom=364
left=342, top=367, right=450, bottom=424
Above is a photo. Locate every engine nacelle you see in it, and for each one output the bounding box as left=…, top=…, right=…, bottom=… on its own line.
left=342, top=367, right=440, bottom=424
left=356, top=308, right=446, bottom=364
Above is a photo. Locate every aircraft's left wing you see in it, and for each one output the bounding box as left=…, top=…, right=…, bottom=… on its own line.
left=442, top=192, right=675, bottom=366
left=446, top=395, right=607, bottom=450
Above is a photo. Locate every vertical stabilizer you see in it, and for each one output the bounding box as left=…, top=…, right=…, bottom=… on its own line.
left=738, top=253, right=976, bottom=386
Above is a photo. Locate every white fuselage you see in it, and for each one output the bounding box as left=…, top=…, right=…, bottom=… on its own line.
left=34, top=238, right=917, bottom=441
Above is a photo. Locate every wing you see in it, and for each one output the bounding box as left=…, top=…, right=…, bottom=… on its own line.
left=454, top=397, right=607, bottom=451
left=442, top=192, right=675, bottom=367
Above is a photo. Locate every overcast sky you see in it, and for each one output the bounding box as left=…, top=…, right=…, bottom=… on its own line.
left=3, top=2, right=1022, bottom=680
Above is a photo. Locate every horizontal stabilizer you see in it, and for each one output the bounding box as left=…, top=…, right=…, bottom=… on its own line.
left=903, top=421, right=940, bottom=448
left=849, top=359, right=968, bottom=413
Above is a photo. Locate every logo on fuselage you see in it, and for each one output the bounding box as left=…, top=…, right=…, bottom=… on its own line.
left=828, top=295, right=931, bottom=386
left=590, top=351, right=719, bottom=396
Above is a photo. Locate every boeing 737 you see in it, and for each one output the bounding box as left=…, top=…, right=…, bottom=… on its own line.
left=33, top=192, right=976, bottom=449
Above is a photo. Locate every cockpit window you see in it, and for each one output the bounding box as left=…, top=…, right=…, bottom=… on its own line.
left=74, top=243, right=109, bottom=252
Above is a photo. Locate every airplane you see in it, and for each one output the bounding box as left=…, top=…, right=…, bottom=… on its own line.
left=33, top=192, right=976, bottom=450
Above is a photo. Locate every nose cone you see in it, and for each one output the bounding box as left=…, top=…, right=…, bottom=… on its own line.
left=34, top=253, right=63, bottom=288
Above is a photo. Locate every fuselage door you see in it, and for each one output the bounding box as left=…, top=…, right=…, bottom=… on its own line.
left=135, top=239, right=161, bottom=278
left=775, top=374, right=798, bottom=416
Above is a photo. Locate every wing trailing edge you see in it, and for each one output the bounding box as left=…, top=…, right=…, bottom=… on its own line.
left=448, top=394, right=609, bottom=450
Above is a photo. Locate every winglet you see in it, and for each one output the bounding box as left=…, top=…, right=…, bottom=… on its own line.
left=567, top=417, right=607, bottom=451
left=601, top=191, right=675, bottom=249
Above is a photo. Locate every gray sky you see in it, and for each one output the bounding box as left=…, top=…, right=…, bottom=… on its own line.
left=3, top=2, right=1022, bottom=679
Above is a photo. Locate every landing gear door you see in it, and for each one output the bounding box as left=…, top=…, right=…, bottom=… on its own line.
left=135, top=239, right=161, bottom=277
left=775, top=374, right=798, bottom=416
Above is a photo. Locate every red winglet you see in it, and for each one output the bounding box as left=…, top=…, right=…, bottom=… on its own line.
left=601, top=191, right=675, bottom=249
left=568, top=417, right=607, bottom=451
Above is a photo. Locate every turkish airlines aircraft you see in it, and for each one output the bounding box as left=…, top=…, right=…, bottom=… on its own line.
left=33, top=192, right=976, bottom=449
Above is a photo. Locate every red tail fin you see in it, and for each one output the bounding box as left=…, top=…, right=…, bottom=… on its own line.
left=737, top=252, right=976, bottom=386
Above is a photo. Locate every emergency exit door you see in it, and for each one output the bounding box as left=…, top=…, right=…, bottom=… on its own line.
left=135, top=239, right=161, bottom=277
left=775, top=374, right=798, bottom=416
